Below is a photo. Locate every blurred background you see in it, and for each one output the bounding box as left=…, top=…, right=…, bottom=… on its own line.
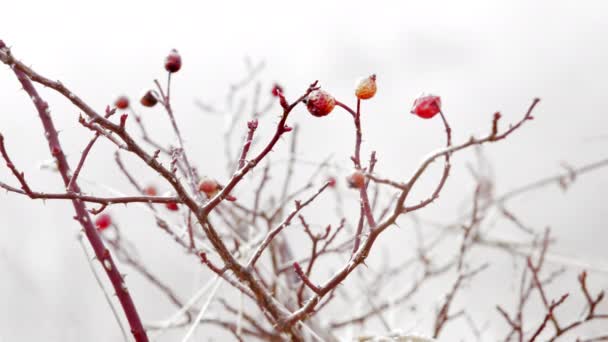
left=1, top=0, right=608, bottom=341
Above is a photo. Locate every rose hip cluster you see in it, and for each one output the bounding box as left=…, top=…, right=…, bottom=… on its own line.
left=110, top=55, right=443, bottom=211
left=302, top=74, right=442, bottom=188
left=304, top=75, right=440, bottom=120
left=113, top=49, right=183, bottom=110
left=102, top=46, right=236, bottom=221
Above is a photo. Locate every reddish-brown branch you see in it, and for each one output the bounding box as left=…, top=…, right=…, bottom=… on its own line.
left=106, top=234, right=189, bottom=321
left=365, top=173, right=408, bottom=190
left=238, top=119, right=259, bottom=170
left=496, top=305, right=522, bottom=335
left=0, top=184, right=180, bottom=205
left=2, top=40, right=560, bottom=340
left=154, top=77, right=201, bottom=201
left=280, top=101, right=538, bottom=331
left=296, top=215, right=330, bottom=304
left=78, top=115, right=128, bottom=149
left=400, top=99, right=538, bottom=215
left=246, top=181, right=331, bottom=268
left=202, top=81, right=319, bottom=217
left=529, top=294, right=569, bottom=342
left=198, top=252, right=255, bottom=300
left=0, top=133, right=33, bottom=194
left=403, top=110, right=452, bottom=214
left=114, top=151, right=145, bottom=194
left=433, top=264, right=488, bottom=338
left=361, top=152, right=378, bottom=228
left=338, top=98, right=377, bottom=253
left=251, top=163, right=270, bottom=226
left=132, top=112, right=172, bottom=155
left=67, top=132, right=101, bottom=192
left=293, top=262, right=321, bottom=295
left=280, top=124, right=299, bottom=203
left=9, top=67, right=148, bottom=341
left=330, top=262, right=450, bottom=329
left=528, top=256, right=562, bottom=332
left=496, top=228, right=608, bottom=342
left=0, top=45, right=200, bottom=216
left=217, top=298, right=279, bottom=341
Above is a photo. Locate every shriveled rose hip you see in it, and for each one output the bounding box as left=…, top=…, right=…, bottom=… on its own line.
left=95, top=214, right=112, bottom=231
left=164, top=49, right=182, bottom=73
left=327, top=177, right=337, bottom=188
left=355, top=74, right=377, bottom=100
left=347, top=171, right=366, bottom=189
left=411, top=94, right=441, bottom=119
left=114, top=96, right=129, bottom=109
left=198, top=179, right=220, bottom=198
left=306, top=90, right=335, bottom=117
left=140, top=90, right=158, bottom=107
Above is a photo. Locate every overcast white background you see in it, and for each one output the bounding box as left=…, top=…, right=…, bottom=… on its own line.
left=1, top=1, right=608, bottom=341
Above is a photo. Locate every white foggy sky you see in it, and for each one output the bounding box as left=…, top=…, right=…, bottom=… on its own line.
left=1, top=1, right=608, bottom=340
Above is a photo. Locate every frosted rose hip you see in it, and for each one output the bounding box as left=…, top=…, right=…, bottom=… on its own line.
left=164, top=49, right=182, bottom=73
left=355, top=74, right=377, bottom=100
left=306, top=90, right=335, bottom=117
left=411, top=94, right=441, bottom=119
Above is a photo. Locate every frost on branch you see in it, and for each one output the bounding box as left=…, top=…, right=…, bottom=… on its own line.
left=1, top=40, right=607, bottom=342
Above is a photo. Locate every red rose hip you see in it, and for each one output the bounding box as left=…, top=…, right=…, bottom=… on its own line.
left=114, top=96, right=129, bottom=109
left=198, top=179, right=220, bottom=198
left=165, top=49, right=182, bottom=73
left=306, top=90, right=336, bottom=117
left=411, top=94, right=441, bottom=119
left=165, top=202, right=179, bottom=211
left=95, top=214, right=112, bottom=231
left=347, top=171, right=366, bottom=189
left=140, top=90, right=158, bottom=107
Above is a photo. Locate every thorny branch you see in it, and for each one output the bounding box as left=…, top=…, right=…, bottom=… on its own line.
left=2, top=39, right=607, bottom=342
